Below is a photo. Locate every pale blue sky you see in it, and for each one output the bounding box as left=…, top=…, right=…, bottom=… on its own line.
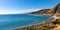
left=0, top=0, right=60, bottom=14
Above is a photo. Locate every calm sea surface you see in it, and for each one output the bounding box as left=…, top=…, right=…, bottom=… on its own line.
left=0, top=14, right=51, bottom=30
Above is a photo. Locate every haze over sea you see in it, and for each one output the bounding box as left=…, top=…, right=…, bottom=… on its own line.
left=0, top=14, right=51, bottom=30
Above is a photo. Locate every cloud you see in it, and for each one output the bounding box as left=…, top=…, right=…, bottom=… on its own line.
left=0, top=9, right=40, bottom=14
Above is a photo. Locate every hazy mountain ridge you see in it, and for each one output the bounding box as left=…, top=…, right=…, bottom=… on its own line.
left=30, top=3, right=60, bottom=16
left=30, top=9, right=50, bottom=14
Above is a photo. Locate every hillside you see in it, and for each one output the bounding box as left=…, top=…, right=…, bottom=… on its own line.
left=30, top=3, right=60, bottom=16
left=30, top=9, right=50, bottom=14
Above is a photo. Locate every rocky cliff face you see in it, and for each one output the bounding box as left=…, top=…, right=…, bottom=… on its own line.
left=55, top=3, right=60, bottom=14
left=50, top=3, right=60, bottom=15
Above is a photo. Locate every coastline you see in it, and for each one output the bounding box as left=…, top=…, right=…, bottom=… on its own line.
left=12, top=15, right=53, bottom=30
left=13, top=3, right=60, bottom=30
left=12, top=22, right=43, bottom=30
left=27, top=14, right=52, bottom=16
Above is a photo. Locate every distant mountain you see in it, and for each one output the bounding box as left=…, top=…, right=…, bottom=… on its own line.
left=30, top=3, right=60, bottom=16
left=30, top=9, right=50, bottom=14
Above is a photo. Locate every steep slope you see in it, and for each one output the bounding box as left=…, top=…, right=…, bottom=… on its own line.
left=49, top=3, right=60, bottom=15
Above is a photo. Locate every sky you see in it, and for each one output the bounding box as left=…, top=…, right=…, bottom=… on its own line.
left=0, top=0, right=60, bottom=14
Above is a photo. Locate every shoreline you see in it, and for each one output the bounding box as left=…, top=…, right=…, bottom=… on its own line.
left=13, top=19, right=54, bottom=30
left=12, top=16, right=54, bottom=30
left=12, top=23, right=42, bottom=30
left=27, top=14, right=52, bottom=16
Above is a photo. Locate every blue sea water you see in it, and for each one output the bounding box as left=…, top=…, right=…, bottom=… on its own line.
left=0, top=14, right=51, bottom=30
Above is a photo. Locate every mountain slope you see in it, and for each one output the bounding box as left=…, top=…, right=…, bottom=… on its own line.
left=30, top=3, right=60, bottom=16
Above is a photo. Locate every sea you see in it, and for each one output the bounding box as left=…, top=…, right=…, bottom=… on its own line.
left=0, top=14, right=51, bottom=30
